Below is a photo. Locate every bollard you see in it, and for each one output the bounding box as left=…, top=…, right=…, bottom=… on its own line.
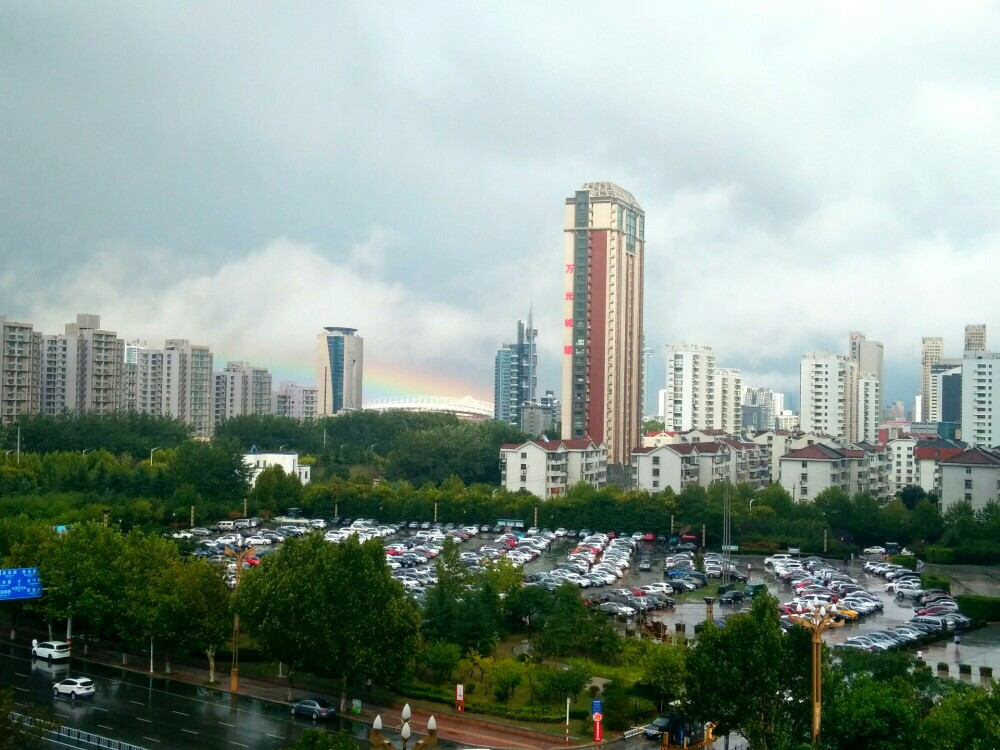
left=980, top=666, right=994, bottom=678
left=937, top=662, right=949, bottom=673
left=959, top=664, right=972, bottom=675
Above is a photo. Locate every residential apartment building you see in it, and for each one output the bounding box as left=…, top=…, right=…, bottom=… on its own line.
left=632, top=442, right=730, bottom=493
left=913, top=438, right=966, bottom=495
left=500, top=438, right=607, bottom=498
left=848, top=331, right=884, bottom=382
left=561, top=183, right=645, bottom=466
left=163, top=340, right=214, bottom=437
left=0, top=317, right=40, bottom=425
left=38, top=314, right=124, bottom=417
left=799, top=353, right=859, bottom=442
left=713, top=368, right=742, bottom=435
left=961, top=351, right=1000, bottom=447
left=664, top=344, right=715, bottom=432
left=775, top=411, right=800, bottom=431
left=272, top=382, right=318, bottom=421
left=214, top=361, right=272, bottom=426
left=857, top=373, right=881, bottom=443
left=939, top=447, right=1000, bottom=511
left=921, top=337, right=944, bottom=423
left=964, top=324, right=987, bottom=353
left=494, top=315, right=538, bottom=428
left=930, top=363, right=962, bottom=424
left=779, top=444, right=853, bottom=502
left=887, top=437, right=917, bottom=495
left=315, top=327, right=363, bottom=416
left=742, top=387, right=777, bottom=432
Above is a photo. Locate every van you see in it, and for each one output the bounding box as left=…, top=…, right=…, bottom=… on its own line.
left=234, top=519, right=252, bottom=529
left=745, top=581, right=768, bottom=598
left=218, top=520, right=236, bottom=531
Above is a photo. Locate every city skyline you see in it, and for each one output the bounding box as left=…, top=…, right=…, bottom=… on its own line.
left=4, top=5, right=1000, bottom=407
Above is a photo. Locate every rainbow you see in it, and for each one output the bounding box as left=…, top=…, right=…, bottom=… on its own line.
left=364, top=360, right=492, bottom=403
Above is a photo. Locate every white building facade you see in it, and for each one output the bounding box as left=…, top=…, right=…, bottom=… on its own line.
left=961, top=352, right=1000, bottom=447
left=243, top=451, right=311, bottom=485
left=939, top=447, right=1000, bottom=511
left=799, top=353, right=859, bottom=442
left=273, top=382, right=318, bottom=420
left=500, top=439, right=607, bottom=499
left=664, top=344, right=715, bottom=432
left=713, top=368, right=742, bottom=435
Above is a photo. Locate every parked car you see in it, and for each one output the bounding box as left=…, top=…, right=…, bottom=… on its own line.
left=718, top=590, right=746, bottom=605
left=863, top=546, right=886, bottom=555
left=52, top=677, right=95, bottom=700
left=32, top=641, right=71, bottom=662
left=290, top=698, right=336, bottom=719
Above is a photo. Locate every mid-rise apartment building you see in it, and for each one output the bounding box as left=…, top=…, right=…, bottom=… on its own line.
left=961, top=351, right=1000, bottom=447
left=713, top=368, right=742, bottom=435
left=664, top=344, right=715, bottom=432
left=163, top=339, right=214, bottom=437
left=214, top=361, right=272, bottom=426
left=0, top=317, right=41, bottom=425
left=965, top=324, right=987, bottom=353
left=939, top=447, right=1000, bottom=511
left=921, top=337, right=944, bottom=423
left=500, top=439, right=607, bottom=498
left=857, top=373, right=881, bottom=443
left=38, top=314, right=124, bottom=417
left=561, top=183, right=644, bottom=466
left=799, top=353, right=859, bottom=442
left=272, top=382, right=318, bottom=420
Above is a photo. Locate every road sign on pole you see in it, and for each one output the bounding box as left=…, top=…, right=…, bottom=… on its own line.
left=0, top=568, right=42, bottom=601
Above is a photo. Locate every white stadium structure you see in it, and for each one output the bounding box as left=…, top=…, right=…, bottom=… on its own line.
left=363, top=396, right=494, bottom=422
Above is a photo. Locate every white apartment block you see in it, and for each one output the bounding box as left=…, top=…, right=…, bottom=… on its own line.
left=243, top=451, right=311, bottom=485
left=775, top=411, right=799, bottom=431
left=38, top=315, right=124, bottom=416
left=921, top=337, right=943, bottom=423
left=632, top=441, right=731, bottom=493
left=499, top=439, right=607, bottom=499
left=214, top=361, right=272, bottom=426
left=164, top=340, right=214, bottom=438
left=0, top=317, right=40, bottom=425
left=961, top=352, right=1000, bottom=447
left=913, top=439, right=966, bottom=496
left=939, top=447, right=1000, bottom=511
left=857, top=373, right=880, bottom=443
left=887, top=437, right=917, bottom=495
left=273, top=382, right=318, bottom=420
left=665, top=344, right=715, bottom=432
left=779, top=444, right=853, bottom=502
left=799, top=353, right=859, bottom=442
left=752, top=430, right=840, bottom=485
left=713, top=368, right=742, bottom=435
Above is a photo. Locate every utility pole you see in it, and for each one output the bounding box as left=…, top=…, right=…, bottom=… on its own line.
left=16, top=425, right=20, bottom=465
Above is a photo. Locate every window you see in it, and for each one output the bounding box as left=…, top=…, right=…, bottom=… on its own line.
left=801, top=461, right=807, bottom=468
left=520, top=464, right=527, bottom=471
left=966, top=468, right=972, bottom=474
left=652, top=469, right=660, bottom=477
left=521, top=452, right=527, bottom=459
left=965, top=480, right=973, bottom=489
left=652, top=481, right=659, bottom=488
left=652, top=456, right=660, bottom=465
left=966, top=493, right=972, bottom=501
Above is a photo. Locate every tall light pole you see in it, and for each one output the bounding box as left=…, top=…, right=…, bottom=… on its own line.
left=149, top=447, right=162, bottom=467
left=789, top=598, right=844, bottom=747
left=226, top=545, right=256, bottom=692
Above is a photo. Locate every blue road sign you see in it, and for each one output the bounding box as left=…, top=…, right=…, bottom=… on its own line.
left=592, top=699, right=602, bottom=715
left=0, top=568, right=42, bottom=601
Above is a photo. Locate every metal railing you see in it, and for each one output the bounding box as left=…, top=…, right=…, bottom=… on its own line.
left=9, top=711, right=149, bottom=750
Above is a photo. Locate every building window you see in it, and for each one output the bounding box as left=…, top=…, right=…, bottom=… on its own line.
left=652, top=456, right=660, bottom=465
left=966, top=467, right=972, bottom=474
left=801, top=461, right=807, bottom=468
left=652, top=481, right=659, bottom=488
left=521, top=452, right=527, bottom=459
left=965, top=479, right=973, bottom=489
left=652, top=469, right=660, bottom=477
left=966, top=493, right=972, bottom=501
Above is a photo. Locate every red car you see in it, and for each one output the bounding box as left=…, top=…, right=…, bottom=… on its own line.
left=643, top=533, right=655, bottom=542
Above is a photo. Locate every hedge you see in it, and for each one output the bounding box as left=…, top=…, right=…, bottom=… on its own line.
left=921, top=573, right=951, bottom=594
left=889, top=555, right=916, bottom=570
left=925, top=546, right=955, bottom=564
left=955, top=595, right=1000, bottom=623
left=393, top=681, right=592, bottom=722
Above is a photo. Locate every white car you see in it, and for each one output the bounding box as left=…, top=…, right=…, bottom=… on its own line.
left=171, top=531, right=193, bottom=539
left=864, top=546, right=886, bottom=555
left=53, top=677, right=95, bottom=700
left=33, top=641, right=71, bottom=662
left=244, top=536, right=273, bottom=546
left=554, top=528, right=567, bottom=537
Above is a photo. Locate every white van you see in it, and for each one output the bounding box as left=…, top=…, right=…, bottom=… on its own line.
left=218, top=520, right=236, bottom=531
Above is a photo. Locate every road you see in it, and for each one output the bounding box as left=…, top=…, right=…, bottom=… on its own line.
left=0, top=647, right=451, bottom=750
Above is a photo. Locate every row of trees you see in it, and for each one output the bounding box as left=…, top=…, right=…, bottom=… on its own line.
left=0, top=521, right=231, bottom=680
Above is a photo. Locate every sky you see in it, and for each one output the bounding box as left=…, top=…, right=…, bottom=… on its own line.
left=3, top=2, right=1000, bottom=410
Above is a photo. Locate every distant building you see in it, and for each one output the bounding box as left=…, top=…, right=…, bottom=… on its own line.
left=365, top=396, right=493, bottom=422
left=799, top=353, right=859, bottom=442
left=713, top=368, right=742, bottom=434
left=964, top=324, right=987, bottom=353
left=494, top=314, right=537, bottom=428
left=885, top=401, right=906, bottom=421
left=500, top=438, right=607, bottom=498
left=39, top=314, right=124, bottom=417
left=665, top=344, right=716, bottom=432
left=164, top=339, right=214, bottom=437
left=561, top=182, right=644, bottom=466
left=315, top=327, right=363, bottom=416
left=931, top=364, right=962, bottom=424
left=775, top=411, right=799, bottom=431
left=961, top=351, right=1000, bottom=446
left=921, top=337, right=944, bottom=422
left=939, top=447, right=1000, bottom=511
left=0, top=316, right=40, bottom=425
left=214, top=362, right=272, bottom=426
left=272, top=382, right=318, bottom=421
left=742, top=387, right=777, bottom=431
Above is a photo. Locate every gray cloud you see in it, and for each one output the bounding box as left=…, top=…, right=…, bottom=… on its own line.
left=3, top=2, right=1000, bottom=406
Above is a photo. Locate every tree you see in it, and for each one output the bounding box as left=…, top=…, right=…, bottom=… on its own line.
left=640, top=643, right=686, bottom=711
left=492, top=661, right=522, bottom=702
left=289, top=729, right=357, bottom=750
left=507, top=585, right=553, bottom=638
left=174, top=558, right=231, bottom=683
left=917, top=685, right=1000, bottom=750
left=0, top=687, right=51, bottom=749
left=417, top=641, right=461, bottom=684
left=685, top=593, right=796, bottom=750
left=822, top=675, right=919, bottom=750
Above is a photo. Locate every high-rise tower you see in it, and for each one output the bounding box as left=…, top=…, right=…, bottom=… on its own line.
left=921, top=337, right=944, bottom=423
left=315, top=327, right=363, bottom=416
left=561, top=182, right=644, bottom=465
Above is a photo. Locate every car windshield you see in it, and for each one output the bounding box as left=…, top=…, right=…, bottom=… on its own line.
left=314, top=699, right=334, bottom=708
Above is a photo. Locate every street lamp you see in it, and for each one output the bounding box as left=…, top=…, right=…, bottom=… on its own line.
left=226, top=545, right=257, bottom=692
left=150, top=447, right=162, bottom=467
left=788, top=597, right=844, bottom=747
left=369, top=704, right=436, bottom=750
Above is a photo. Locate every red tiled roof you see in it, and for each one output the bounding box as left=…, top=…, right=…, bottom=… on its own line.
left=667, top=443, right=696, bottom=455
left=914, top=446, right=964, bottom=461
left=691, top=442, right=728, bottom=454
left=781, top=444, right=846, bottom=461
left=501, top=438, right=600, bottom=453
left=941, top=447, right=1000, bottom=466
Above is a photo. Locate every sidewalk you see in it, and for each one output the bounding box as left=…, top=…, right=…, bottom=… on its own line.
left=15, top=630, right=572, bottom=750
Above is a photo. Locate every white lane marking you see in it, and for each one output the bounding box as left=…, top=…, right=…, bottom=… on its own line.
left=218, top=721, right=236, bottom=727
left=136, top=717, right=152, bottom=723
left=173, top=710, right=189, bottom=716
left=130, top=700, right=144, bottom=705
left=98, top=724, right=114, bottom=730
left=182, top=729, right=199, bottom=735
left=142, top=737, right=161, bottom=743
left=230, top=743, right=249, bottom=748
left=13, top=687, right=27, bottom=692
left=92, top=706, right=108, bottom=712
left=266, top=733, right=284, bottom=739
left=14, top=672, right=27, bottom=677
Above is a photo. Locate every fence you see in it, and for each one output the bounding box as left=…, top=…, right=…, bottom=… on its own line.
left=9, top=711, right=149, bottom=750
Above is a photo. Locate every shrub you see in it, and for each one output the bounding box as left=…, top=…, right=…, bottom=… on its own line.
left=925, top=546, right=955, bottom=564
left=955, top=595, right=1000, bottom=623
left=921, top=573, right=951, bottom=594
left=889, top=555, right=916, bottom=570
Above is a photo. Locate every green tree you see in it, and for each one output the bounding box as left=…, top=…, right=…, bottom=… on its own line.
left=822, top=675, right=919, bottom=750
left=685, top=593, right=795, bottom=750
left=289, top=729, right=358, bottom=750
left=174, top=558, right=231, bottom=683
left=0, top=687, right=51, bottom=749
left=492, top=661, right=522, bottom=702
left=640, top=643, right=686, bottom=711
left=917, top=685, right=1000, bottom=750
left=417, top=641, right=462, bottom=684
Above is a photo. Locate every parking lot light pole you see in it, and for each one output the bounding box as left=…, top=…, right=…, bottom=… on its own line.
left=226, top=545, right=256, bottom=692
left=788, top=598, right=844, bottom=747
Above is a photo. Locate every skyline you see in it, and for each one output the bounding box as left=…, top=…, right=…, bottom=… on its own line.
left=4, top=3, right=1000, bottom=407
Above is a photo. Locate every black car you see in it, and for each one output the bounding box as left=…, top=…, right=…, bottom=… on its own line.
left=639, top=558, right=652, bottom=571
left=718, top=590, right=746, bottom=605
left=290, top=698, right=335, bottom=720
left=644, top=717, right=671, bottom=739
left=694, top=618, right=726, bottom=633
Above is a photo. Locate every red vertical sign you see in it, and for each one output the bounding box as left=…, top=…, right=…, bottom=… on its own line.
left=593, top=720, right=602, bottom=742
left=456, top=683, right=465, bottom=713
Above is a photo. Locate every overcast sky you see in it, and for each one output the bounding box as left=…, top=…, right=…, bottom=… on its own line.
left=3, top=2, right=999, bottom=409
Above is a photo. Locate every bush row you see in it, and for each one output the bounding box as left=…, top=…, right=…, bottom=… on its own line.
left=392, top=681, right=593, bottom=722
left=921, top=573, right=951, bottom=594
left=955, top=595, right=1000, bottom=623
